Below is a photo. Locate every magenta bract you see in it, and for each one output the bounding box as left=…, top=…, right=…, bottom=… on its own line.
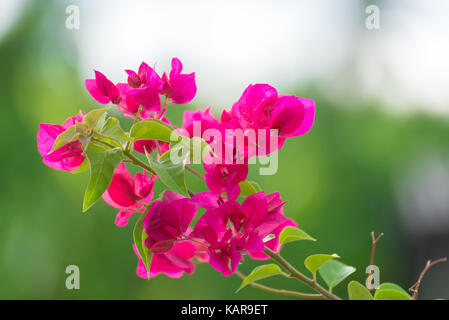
left=37, top=112, right=85, bottom=172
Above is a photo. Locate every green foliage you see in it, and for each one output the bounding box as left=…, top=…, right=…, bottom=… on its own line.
left=279, top=226, right=316, bottom=245
left=82, top=143, right=123, bottom=212
left=133, top=214, right=153, bottom=279
left=49, top=125, right=80, bottom=153
left=145, top=149, right=189, bottom=197
left=100, top=117, right=131, bottom=148
left=347, top=281, right=374, bottom=300
left=374, top=283, right=411, bottom=300
left=304, top=254, right=339, bottom=281
left=237, top=264, right=285, bottom=292
left=83, top=107, right=109, bottom=130
left=71, top=158, right=89, bottom=174
left=318, top=260, right=356, bottom=291
left=130, top=118, right=180, bottom=143
left=239, top=180, right=262, bottom=196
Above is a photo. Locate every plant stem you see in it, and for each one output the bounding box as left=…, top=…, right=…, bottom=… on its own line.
left=235, top=271, right=323, bottom=299
left=125, top=106, right=142, bottom=152
left=186, top=165, right=205, bottom=180
left=123, top=149, right=156, bottom=175
left=368, top=231, right=384, bottom=290
left=409, top=257, right=447, bottom=300
left=264, top=248, right=342, bottom=300
left=91, top=138, right=119, bottom=150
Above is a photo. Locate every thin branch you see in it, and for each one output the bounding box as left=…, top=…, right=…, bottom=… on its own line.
left=264, top=248, right=342, bottom=300
left=91, top=138, right=119, bottom=150
left=235, top=271, right=323, bottom=299
left=368, top=231, right=384, bottom=290
left=125, top=106, right=142, bottom=152
left=186, top=165, right=205, bottom=180
left=409, top=257, right=447, bottom=300
left=123, top=149, right=156, bottom=175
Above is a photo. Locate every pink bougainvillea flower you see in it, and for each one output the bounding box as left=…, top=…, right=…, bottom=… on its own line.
left=142, top=191, right=197, bottom=253
left=126, top=66, right=163, bottom=112
left=85, top=71, right=121, bottom=104
left=182, top=107, right=221, bottom=143
left=191, top=208, right=242, bottom=276
left=189, top=190, right=296, bottom=275
left=113, top=63, right=163, bottom=118
left=125, top=62, right=150, bottom=89
left=233, top=191, right=296, bottom=260
left=37, top=112, right=85, bottom=172
left=208, top=231, right=243, bottom=277
left=203, top=159, right=248, bottom=200
left=161, top=57, right=197, bottom=104
left=133, top=241, right=197, bottom=279
left=102, top=163, right=156, bottom=227
left=229, top=84, right=315, bottom=155
left=231, top=84, right=278, bottom=130
left=189, top=192, right=226, bottom=210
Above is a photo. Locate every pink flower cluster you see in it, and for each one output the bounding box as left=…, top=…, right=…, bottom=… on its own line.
left=36, top=57, right=315, bottom=280
left=131, top=189, right=295, bottom=278
left=85, top=57, right=196, bottom=118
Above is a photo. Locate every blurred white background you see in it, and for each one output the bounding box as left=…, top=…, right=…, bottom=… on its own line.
left=2, top=0, right=448, bottom=113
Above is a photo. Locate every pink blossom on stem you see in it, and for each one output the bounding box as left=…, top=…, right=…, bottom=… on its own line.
left=85, top=71, right=121, bottom=104
left=126, top=66, right=163, bottom=112
left=37, top=112, right=85, bottom=172
left=203, top=160, right=248, bottom=201
left=182, top=107, right=221, bottom=143
left=142, top=191, right=197, bottom=253
left=190, top=191, right=296, bottom=275
left=161, top=57, right=197, bottom=104
left=133, top=241, right=197, bottom=279
left=229, top=84, right=315, bottom=155
left=102, top=163, right=156, bottom=227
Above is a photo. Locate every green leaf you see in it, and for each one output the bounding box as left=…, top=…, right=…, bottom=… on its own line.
left=100, top=117, right=131, bottom=147
left=130, top=118, right=179, bottom=143
left=71, top=158, right=89, bottom=174
left=239, top=180, right=262, bottom=196
left=49, top=126, right=79, bottom=153
left=347, top=281, right=374, bottom=300
left=133, top=214, right=153, bottom=279
left=83, top=107, right=109, bottom=130
left=82, top=143, right=123, bottom=212
left=94, top=111, right=107, bottom=132
left=304, top=254, right=339, bottom=281
left=376, top=282, right=410, bottom=296
left=374, top=283, right=411, bottom=300
left=319, top=260, right=356, bottom=290
left=279, top=226, right=316, bottom=245
left=374, top=289, right=412, bottom=300
left=145, top=149, right=189, bottom=197
left=237, top=264, right=285, bottom=292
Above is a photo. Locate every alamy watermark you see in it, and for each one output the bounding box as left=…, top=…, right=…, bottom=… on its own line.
left=65, top=265, right=80, bottom=290
left=365, top=5, right=380, bottom=30
left=365, top=264, right=380, bottom=290
left=65, top=5, right=80, bottom=30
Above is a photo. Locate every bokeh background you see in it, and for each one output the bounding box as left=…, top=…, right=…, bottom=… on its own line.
left=1, top=0, right=449, bottom=299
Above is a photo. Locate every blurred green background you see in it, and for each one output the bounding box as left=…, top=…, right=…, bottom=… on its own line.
left=1, top=0, right=448, bottom=299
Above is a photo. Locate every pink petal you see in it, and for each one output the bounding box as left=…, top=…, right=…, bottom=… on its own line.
left=104, top=163, right=137, bottom=208
left=170, top=72, right=196, bottom=104
left=115, top=210, right=134, bottom=227
left=85, top=79, right=111, bottom=104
